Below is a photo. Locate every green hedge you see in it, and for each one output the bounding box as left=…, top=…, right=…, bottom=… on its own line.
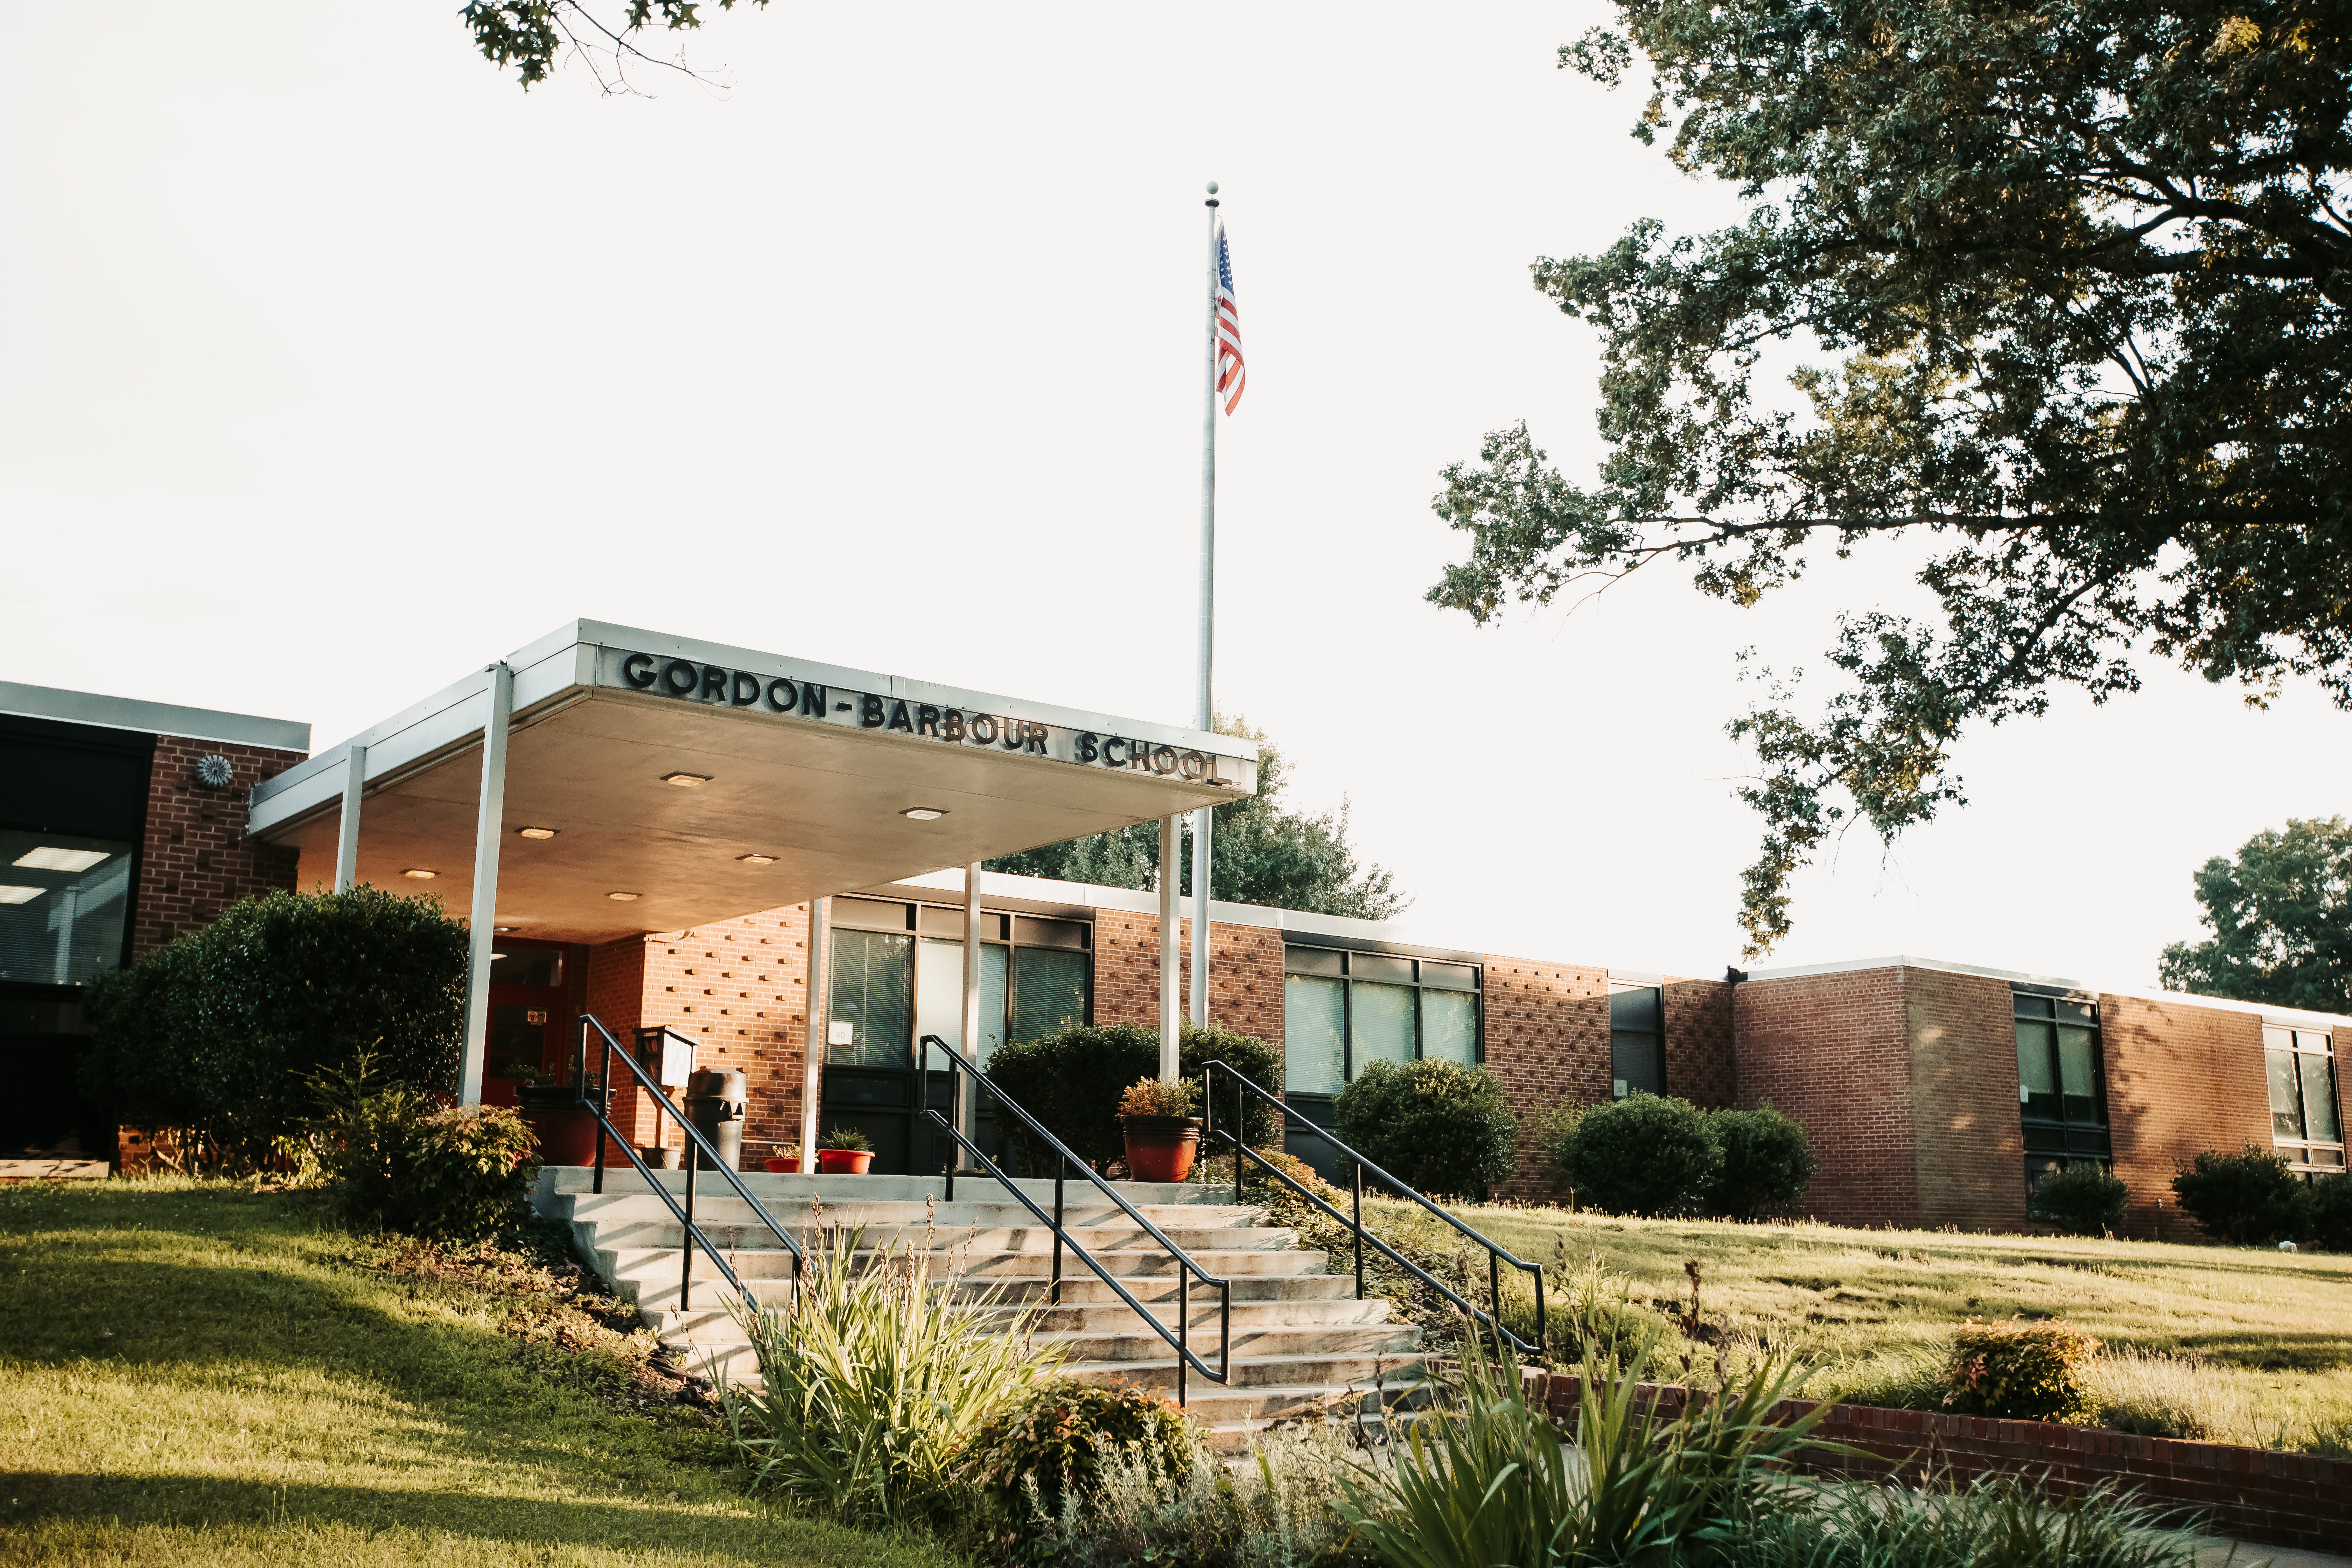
left=983, top=1021, right=1281, bottom=1174
left=322, top=1085, right=542, bottom=1240
left=80, top=884, right=469, bottom=1166
left=1332, top=1059, right=1518, bottom=1200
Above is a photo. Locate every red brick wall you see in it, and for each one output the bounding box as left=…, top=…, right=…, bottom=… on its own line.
left=1086, top=910, right=1284, bottom=1045
left=632, top=905, right=814, bottom=1157
left=1735, top=968, right=1917, bottom=1227
left=133, top=738, right=305, bottom=956
left=1663, top=976, right=1737, bottom=1109
left=2100, top=992, right=2272, bottom=1242
left=1905, top=968, right=2029, bottom=1231
left=1480, top=956, right=1610, bottom=1201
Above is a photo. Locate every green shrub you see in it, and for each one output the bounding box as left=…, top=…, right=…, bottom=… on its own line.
left=1940, top=1318, right=2103, bottom=1424
left=1529, top=1096, right=1583, bottom=1197
left=80, top=884, right=468, bottom=1166
left=1331, top=1059, right=1518, bottom=1200
left=1561, top=1093, right=1721, bottom=1217
left=725, top=1225, right=1057, bottom=1528
left=1706, top=1102, right=1818, bottom=1220
left=320, top=1084, right=541, bottom=1241
left=958, top=1376, right=1200, bottom=1525
left=2030, top=1162, right=2131, bottom=1236
left=2171, top=1143, right=2305, bottom=1245
left=2301, top=1174, right=2352, bottom=1251
left=985, top=1022, right=1280, bottom=1175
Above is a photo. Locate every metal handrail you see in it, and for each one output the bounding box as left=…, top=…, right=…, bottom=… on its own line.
left=1201, top=1059, right=1546, bottom=1357
left=918, top=1034, right=1231, bottom=1406
left=575, top=1013, right=803, bottom=1314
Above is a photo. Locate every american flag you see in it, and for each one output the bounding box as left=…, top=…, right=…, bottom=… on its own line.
left=1215, top=222, right=1245, bottom=414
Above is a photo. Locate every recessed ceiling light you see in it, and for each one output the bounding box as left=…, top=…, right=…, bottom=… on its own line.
left=661, top=772, right=712, bottom=788
left=901, top=807, right=947, bottom=821
left=0, top=886, right=44, bottom=905
left=490, top=952, right=507, bottom=961
left=404, top=869, right=437, bottom=880
left=737, top=854, right=776, bottom=866
left=12, top=847, right=110, bottom=873
left=493, top=926, right=516, bottom=933
left=607, top=891, right=639, bottom=902
left=516, top=826, right=558, bottom=839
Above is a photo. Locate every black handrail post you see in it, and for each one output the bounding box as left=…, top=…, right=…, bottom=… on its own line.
left=1534, top=1262, right=1547, bottom=1359
left=1178, top=1266, right=1190, bottom=1408
left=1233, top=1069, right=1244, bottom=1204
left=1488, top=1252, right=1502, bottom=1353
left=681, top=1131, right=699, bottom=1313
left=593, top=1026, right=611, bottom=1195
left=947, top=1062, right=965, bottom=1202
left=1050, top=1154, right=1065, bottom=1307
left=1352, top=1159, right=1365, bottom=1302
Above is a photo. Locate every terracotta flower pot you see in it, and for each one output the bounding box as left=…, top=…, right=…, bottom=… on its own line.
left=816, top=1149, right=873, bottom=1175
left=1121, top=1116, right=1203, bottom=1184
left=763, top=1155, right=801, bottom=1174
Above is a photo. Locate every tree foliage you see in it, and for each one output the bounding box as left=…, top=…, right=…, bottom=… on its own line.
left=986, top=715, right=1407, bottom=922
left=462, top=0, right=768, bottom=92
left=1431, top=0, right=2352, bottom=956
left=2160, top=816, right=2352, bottom=1010
left=982, top=1021, right=1282, bottom=1176
left=1559, top=1093, right=1723, bottom=1217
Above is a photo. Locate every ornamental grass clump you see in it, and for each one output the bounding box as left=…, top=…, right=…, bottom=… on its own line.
left=721, top=1222, right=1057, bottom=1528
left=1941, top=1318, right=2102, bottom=1425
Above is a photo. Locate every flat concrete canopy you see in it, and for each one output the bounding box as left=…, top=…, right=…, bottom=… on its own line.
left=248, top=620, right=1255, bottom=945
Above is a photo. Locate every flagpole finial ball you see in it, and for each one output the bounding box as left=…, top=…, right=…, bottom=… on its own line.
left=1205, top=181, right=1218, bottom=195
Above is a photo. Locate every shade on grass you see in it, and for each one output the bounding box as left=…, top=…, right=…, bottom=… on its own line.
left=0, top=1178, right=962, bottom=1568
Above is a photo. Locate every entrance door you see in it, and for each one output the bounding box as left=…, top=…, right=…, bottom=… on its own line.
left=483, top=943, right=566, bottom=1108
left=819, top=928, right=1009, bottom=1175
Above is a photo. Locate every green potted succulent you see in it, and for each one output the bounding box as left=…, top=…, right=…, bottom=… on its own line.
left=816, top=1126, right=874, bottom=1175
left=1117, top=1078, right=1202, bottom=1184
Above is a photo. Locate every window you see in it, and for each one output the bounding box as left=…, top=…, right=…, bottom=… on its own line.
left=1609, top=985, right=1662, bottom=1098
left=1280, top=945, right=1482, bottom=1095
left=0, top=830, right=134, bottom=987
left=2264, top=1027, right=2344, bottom=1172
left=830, top=900, right=1091, bottom=1071
left=2015, top=990, right=2109, bottom=1185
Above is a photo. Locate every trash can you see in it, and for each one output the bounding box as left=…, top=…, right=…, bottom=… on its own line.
left=517, top=1081, right=610, bottom=1167
left=685, top=1068, right=748, bottom=1171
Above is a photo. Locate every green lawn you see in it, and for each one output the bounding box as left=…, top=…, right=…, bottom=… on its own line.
left=1375, top=1197, right=2352, bottom=1453
left=0, top=1178, right=962, bottom=1567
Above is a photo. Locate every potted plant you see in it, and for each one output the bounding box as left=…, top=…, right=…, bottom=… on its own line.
left=1118, top=1078, right=1203, bottom=1184
left=762, top=1143, right=802, bottom=1174
left=815, top=1127, right=874, bottom=1175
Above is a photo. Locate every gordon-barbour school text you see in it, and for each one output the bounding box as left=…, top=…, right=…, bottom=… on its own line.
left=615, top=651, right=1234, bottom=783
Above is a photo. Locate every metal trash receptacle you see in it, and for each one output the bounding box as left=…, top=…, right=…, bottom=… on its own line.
left=684, top=1068, right=748, bottom=1170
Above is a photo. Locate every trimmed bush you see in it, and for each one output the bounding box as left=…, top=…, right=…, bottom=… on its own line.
left=1331, top=1059, right=1518, bottom=1200
left=1561, top=1093, right=1721, bottom=1217
left=2300, top=1174, right=2352, bottom=1252
left=322, top=1087, right=541, bottom=1240
left=957, top=1375, right=1201, bottom=1521
left=2172, top=1143, right=2304, bottom=1245
left=1707, top=1102, right=1818, bottom=1220
left=2030, top=1162, right=2130, bottom=1236
left=80, top=884, right=468, bottom=1166
left=984, top=1021, right=1280, bottom=1175
left=1940, top=1318, right=2102, bottom=1424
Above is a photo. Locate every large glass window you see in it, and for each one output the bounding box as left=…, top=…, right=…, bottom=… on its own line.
left=1012, top=947, right=1088, bottom=1045
left=831, top=901, right=1090, bottom=1072
left=0, top=831, right=134, bottom=987
left=2264, top=1027, right=2344, bottom=1171
left=1280, top=945, right=1482, bottom=1093
left=830, top=927, right=914, bottom=1067
left=1609, top=986, right=1664, bottom=1098
left=2016, top=990, right=2109, bottom=1187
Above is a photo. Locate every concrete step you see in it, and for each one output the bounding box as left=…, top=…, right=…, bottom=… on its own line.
left=538, top=1165, right=1222, bottom=1210
left=649, top=1294, right=1399, bottom=1344
left=581, top=1219, right=1297, bottom=1255
left=663, top=1325, right=1420, bottom=1391
left=554, top=1187, right=1268, bottom=1229
left=597, top=1242, right=1333, bottom=1290
left=1064, top=1344, right=1421, bottom=1393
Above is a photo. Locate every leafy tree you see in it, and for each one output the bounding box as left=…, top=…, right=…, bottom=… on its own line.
left=2160, top=816, right=2352, bottom=1011
left=987, top=715, right=1407, bottom=921
left=1430, top=0, right=2352, bottom=957
left=462, top=1, right=768, bottom=92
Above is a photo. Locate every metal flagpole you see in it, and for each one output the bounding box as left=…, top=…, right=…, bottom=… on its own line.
left=1191, top=181, right=1219, bottom=1031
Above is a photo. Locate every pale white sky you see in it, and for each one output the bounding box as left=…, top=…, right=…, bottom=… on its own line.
left=4, top=3, right=2344, bottom=991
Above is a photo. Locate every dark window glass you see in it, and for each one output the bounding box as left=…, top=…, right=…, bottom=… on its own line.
left=1612, top=1029, right=1664, bottom=1097
left=830, top=927, right=913, bottom=1068
left=2016, top=1021, right=2059, bottom=1119
left=2015, top=995, right=2054, bottom=1019
left=489, top=947, right=561, bottom=987
left=0, top=830, right=134, bottom=987
left=1350, top=953, right=1414, bottom=985
left=2268, top=1046, right=2305, bottom=1140
left=1012, top=946, right=1089, bottom=1043
left=1013, top=916, right=1088, bottom=950
left=2302, top=1053, right=2340, bottom=1144
left=1609, top=987, right=1662, bottom=1034
left=1419, top=961, right=1478, bottom=992
left=2056, top=1025, right=2099, bottom=1121
left=832, top=897, right=912, bottom=932
left=2056, top=1000, right=2095, bottom=1026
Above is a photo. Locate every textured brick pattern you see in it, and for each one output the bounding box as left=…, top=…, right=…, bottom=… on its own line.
left=635, top=905, right=815, bottom=1158
left=1524, top=1373, right=2352, bottom=1554
left=1087, top=912, right=1283, bottom=1045
left=1663, top=977, right=1737, bottom=1109
left=1735, top=969, right=1916, bottom=1227
left=133, top=738, right=304, bottom=957
left=2101, top=992, right=2272, bottom=1241
left=1479, top=956, right=1609, bottom=1202
left=1906, top=968, right=2029, bottom=1231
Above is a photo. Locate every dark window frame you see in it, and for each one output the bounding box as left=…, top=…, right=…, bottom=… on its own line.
left=827, top=897, right=1093, bottom=1069
left=2264, top=1025, right=2344, bottom=1173
left=2014, top=987, right=2111, bottom=1192
left=1281, top=943, right=1483, bottom=1092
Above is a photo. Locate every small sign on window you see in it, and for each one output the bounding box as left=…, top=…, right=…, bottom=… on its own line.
left=828, top=1020, right=856, bottom=1046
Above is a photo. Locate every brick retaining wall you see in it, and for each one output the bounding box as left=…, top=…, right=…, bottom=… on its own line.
left=1521, top=1372, right=2352, bottom=1553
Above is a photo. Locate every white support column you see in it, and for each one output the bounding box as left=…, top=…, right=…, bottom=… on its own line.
left=457, top=665, right=513, bottom=1106
left=959, top=861, right=983, bottom=1158
left=333, top=742, right=366, bottom=892
left=1158, top=815, right=1181, bottom=1080
left=801, top=897, right=827, bottom=1165
left=1189, top=805, right=1211, bottom=1027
